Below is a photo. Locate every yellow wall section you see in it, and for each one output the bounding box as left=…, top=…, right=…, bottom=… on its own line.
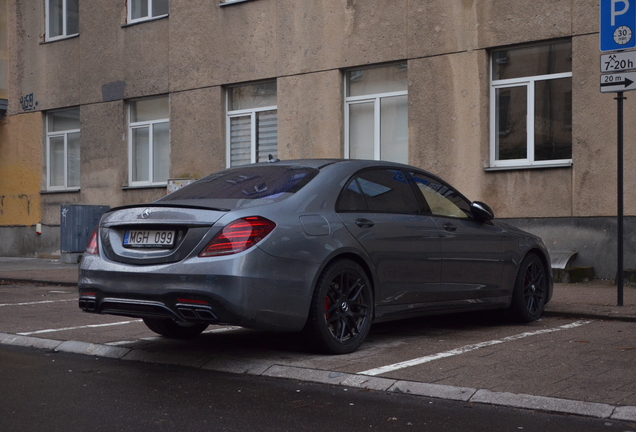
left=0, top=113, right=42, bottom=226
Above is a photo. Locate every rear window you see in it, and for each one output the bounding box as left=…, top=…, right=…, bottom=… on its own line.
left=157, top=166, right=318, bottom=209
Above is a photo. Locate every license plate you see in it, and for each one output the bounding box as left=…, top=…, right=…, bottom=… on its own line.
left=123, top=230, right=175, bottom=248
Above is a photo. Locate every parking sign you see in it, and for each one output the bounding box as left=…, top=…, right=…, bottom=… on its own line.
left=600, top=0, right=636, bottom=51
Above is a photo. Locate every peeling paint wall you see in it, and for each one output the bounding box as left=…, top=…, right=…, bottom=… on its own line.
left=0, top=112, right=42, bottom=226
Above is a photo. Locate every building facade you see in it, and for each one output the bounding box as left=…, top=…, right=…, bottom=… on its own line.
left=1, top=0, right=633, bottom=278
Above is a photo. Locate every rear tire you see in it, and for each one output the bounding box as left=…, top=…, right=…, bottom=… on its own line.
left=143, top=318, right=208, bottom=338
left=303, top=259, right=373, bottom=354
left=506, top=253, right=547, bottom=323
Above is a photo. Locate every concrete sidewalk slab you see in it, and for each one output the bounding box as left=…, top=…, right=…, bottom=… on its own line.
left=545, top=280, right=636, bottom=322
left=0, top=258, right=78, bottom=286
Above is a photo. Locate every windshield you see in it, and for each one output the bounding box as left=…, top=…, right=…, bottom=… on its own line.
left=157, top=165, right=319, bottom=209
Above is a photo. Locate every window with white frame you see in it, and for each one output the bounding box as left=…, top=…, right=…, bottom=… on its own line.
left=490, top=40, right=572, bottom=169
left=46, top=108, right=80, bottom=190
left=128, top=0, right=169, bottom=24
left=226, top=81, right=277, bottom=167
left=45, top=0, right=79, bottom=41
left=345, top=63, right=408, bottom=163
left=129, top=96, right=170, bottom=185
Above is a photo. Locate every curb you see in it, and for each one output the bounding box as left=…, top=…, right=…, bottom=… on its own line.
left=543, top=309, right=636, bottom=323
left=1, top=332, right=635, bottom=422
left=0, top=278, right=78, bottom=287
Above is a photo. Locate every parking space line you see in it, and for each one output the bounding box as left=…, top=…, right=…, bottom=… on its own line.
left=359, top=320, right=592, bottom=377
left=17, top=320, right=143, bottom=336
left=0, top=299, right=76, bottom=307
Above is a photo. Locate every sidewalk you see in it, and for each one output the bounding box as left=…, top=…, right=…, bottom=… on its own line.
left=0, top=257, right=79, bottom=286
left=2, top=257, right=636, bottom=422
left=1, top=257, right=636, bottom=321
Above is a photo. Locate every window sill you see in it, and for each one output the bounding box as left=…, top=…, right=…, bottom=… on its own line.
left=121, top=184, right=167, bottom=190
left=220, top=0, right=254, bottom=6
left=40, top=34, right=79, bottom=44
left=484, top=162, right=573, bottom=172
left=122, top=15, right=168, bottom=27
left=41, top=188, right=80, bottom=194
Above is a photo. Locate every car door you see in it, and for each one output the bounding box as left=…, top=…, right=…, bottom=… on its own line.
left=336, top=168, right=442, bottom=307
left=408, top=171, right=504, bottom=302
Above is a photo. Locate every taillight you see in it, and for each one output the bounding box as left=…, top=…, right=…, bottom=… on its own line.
left=199, top=216, right=276, bottom=257
left=85, top=228, right=99, bottom=255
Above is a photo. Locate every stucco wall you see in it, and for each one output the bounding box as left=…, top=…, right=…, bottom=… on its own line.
left=278, top=70, right=344, bottom=159
left=170, top=87, right=226, bottom=178
left=4, top=0, right=636, bottom=268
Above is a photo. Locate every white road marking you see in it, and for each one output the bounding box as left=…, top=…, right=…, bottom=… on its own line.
left=358, top=320, right=592, bottom=376
left=17, top=320, right=143, bottom=336
left=0, top=299, right=76, bottom=307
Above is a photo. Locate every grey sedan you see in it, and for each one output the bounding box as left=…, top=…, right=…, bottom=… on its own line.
left=78, top=159, right=552, bottom=354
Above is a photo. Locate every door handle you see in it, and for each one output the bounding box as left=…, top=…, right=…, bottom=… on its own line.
left=442, top=222, right=457, bottom=232
left=355, top=218, right=375, bottom=228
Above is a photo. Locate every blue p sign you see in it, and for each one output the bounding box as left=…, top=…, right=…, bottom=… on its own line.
left=601, top=0, right=636, bottom=51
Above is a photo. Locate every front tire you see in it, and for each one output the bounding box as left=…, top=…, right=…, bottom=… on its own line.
left=303, top=259, right=373, bottom=354
left=506, top=253, right=547, bottom=323
left=143, top=318, right=208, bottom=338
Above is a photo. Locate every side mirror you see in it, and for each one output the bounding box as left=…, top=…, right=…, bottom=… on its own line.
left=470, top=201, right=494, bottom=222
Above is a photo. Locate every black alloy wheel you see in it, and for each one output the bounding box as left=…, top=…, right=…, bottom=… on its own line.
left=304, top=259, right=373, bottom=354
left=507, top=253, right=547, bottom=323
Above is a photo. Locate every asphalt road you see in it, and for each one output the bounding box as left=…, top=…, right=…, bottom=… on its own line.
left=2, top=281, right=636, bottom=425
left=2, top=344, right=634, bottom=432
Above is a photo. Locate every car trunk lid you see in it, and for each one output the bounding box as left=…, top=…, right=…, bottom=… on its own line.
left=98, top=205, right=227, bottom=265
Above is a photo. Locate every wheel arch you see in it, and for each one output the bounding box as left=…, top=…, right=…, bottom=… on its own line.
left=314, top=251, right=378, bottom=319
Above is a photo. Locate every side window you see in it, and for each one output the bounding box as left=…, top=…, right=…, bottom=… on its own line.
left=337, top=169, right=418, bottom=213
left=45, top=0, right=79, bottom=41
left=46, top=108, right=81, bottom=190
left=129, top=96, right=170, bottom=185
left=410, top=172, right=471, bottom=219
left=337, top=179, right=367, bottom=212
left=128, top=0, right=169, bottom=24
left=345, top=63, right=408, bottom=163
left=490, top=40, right=572, bottom=168
left=226, top=81, right=277, bottom=167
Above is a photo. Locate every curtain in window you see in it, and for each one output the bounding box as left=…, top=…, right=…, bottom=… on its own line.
left=230, top=116, right=252, bottom=166
left=49, top=136, right=65, bottom=187
left=153, top=122, right=170, bottom=183
left=67, top=132, right=81, bottom=188
left=256, top=110, right=278, bottom=162
left=380, top=95, right=408, bottom=163
left=48, top=0, right=64, bottom=38
left=132, top=127, right=150, bottom=182
left=349, top=102, right=375, bottom=160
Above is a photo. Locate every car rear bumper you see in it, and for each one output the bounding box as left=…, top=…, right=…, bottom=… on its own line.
left=78, top=249, right=319, bottom=332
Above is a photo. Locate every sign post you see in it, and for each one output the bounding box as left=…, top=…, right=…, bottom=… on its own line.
left=600, top=0, right=636, bottom=305
left=616, top=92, right=625, bottom=306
